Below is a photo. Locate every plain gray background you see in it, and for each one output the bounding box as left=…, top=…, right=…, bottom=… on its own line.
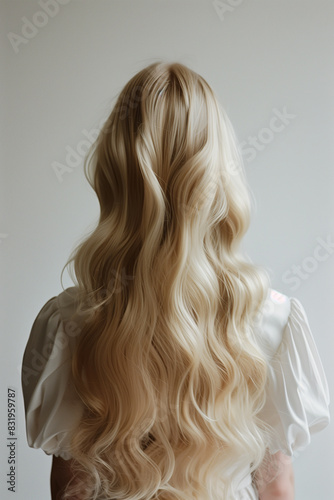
left=1, top=0, right=333, bottom=498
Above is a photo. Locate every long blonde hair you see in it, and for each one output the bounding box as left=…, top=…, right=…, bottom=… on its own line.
left=61, top=61, right=272, bottom=499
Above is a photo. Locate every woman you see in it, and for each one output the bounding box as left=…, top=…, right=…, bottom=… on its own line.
left=22, top=61, right=330, bottom=499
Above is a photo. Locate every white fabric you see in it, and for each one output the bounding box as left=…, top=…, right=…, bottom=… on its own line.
left=21, top=288, right=85, bottom=460
left=21, top=287, right=330, bottom=499
left=255, top=292, right=330, bottom=458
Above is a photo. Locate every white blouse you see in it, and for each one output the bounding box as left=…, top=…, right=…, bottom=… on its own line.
left=21, top=287, right=330, bottom=500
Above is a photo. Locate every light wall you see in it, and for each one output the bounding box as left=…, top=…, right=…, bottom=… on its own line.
left=1, top=1, right=333, bottom=498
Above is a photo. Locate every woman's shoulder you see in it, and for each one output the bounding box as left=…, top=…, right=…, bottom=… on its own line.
left=22, top=287, right=86, bottom=393
left=255, top=289, right=330, bottom=457
left=22, top=287, right=86, bottom=460
left=56, top=286, right=82, bottom=320
left=254, top=288, right=327, bottom=365
left=253, top=288, right=291, bottom=359
left=39, top=286, right=88, bottom=331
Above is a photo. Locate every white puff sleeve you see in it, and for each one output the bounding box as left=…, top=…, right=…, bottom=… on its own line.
left=259, top=296, right=331, bottom=458
left=21, top=295, right=84, bottom=460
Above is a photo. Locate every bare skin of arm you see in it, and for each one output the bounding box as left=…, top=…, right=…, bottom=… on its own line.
left=254, top=451, right=295, bottom=500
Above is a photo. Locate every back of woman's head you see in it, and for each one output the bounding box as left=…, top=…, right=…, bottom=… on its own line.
left=62, top=61, right=272, bottom=500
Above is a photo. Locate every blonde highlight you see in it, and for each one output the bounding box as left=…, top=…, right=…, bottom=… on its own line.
left=61, top=61, right=272, bottom=499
